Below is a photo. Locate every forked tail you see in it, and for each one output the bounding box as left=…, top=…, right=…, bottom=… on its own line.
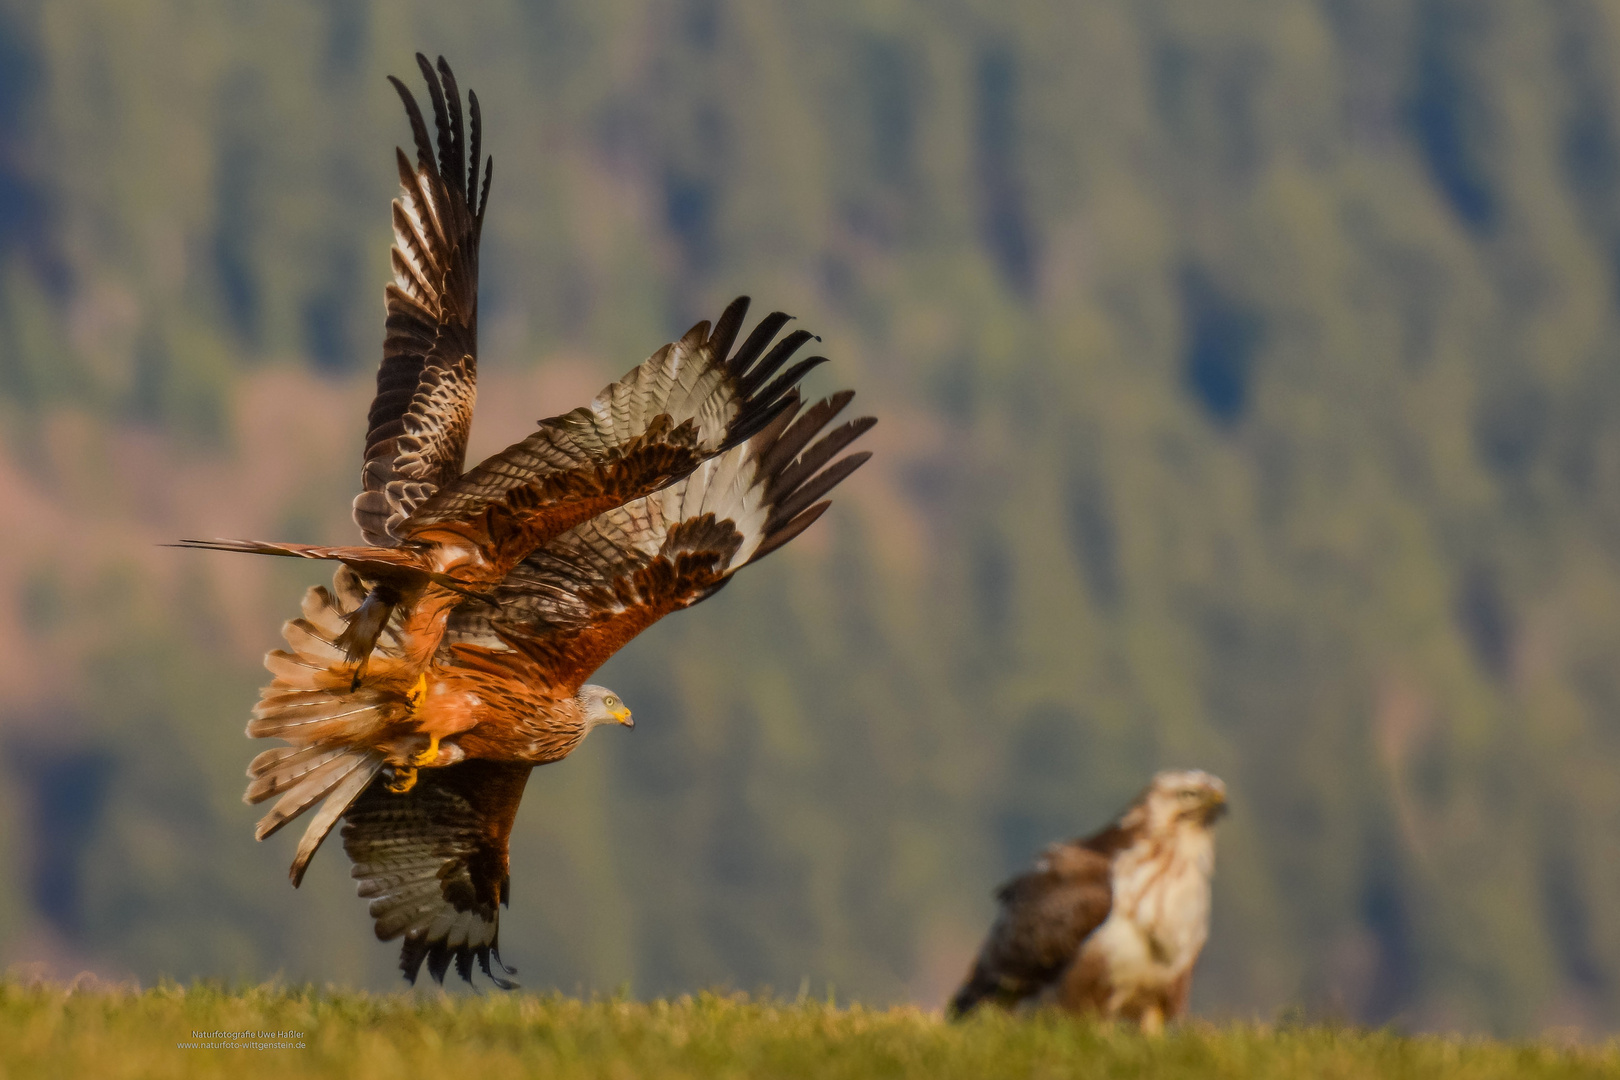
left=243, top=566, right=414, bottom=885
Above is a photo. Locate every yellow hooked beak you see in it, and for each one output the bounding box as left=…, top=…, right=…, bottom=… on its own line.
left=612, top=705, right=634, bottom=729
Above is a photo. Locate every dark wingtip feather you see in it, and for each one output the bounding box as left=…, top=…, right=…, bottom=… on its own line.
left=777, top=414, right=876, bottom=493
left=711, top=309, right=825, bottom=452
left=708, top=296, right=750, bottom=361
left=723, top=389, right=800, bottom=450
left=416, top=54, right=453, bottom=188
left=388, top=75, right=435, bottom=173
left=738, top=328, right=815, bottom=396
left=467, top=89, right=483, bottom=212
left=752, top=355, right=828, bottom=415
left=400, top=931, right=516, bottom=989
left=436, top=57, right=467, bottom=201
left=400, top=934, right=427, bottom=985
left=748, top=389, right=803, bottom=450
left=766, top=410, right=872, bottom=498
left=747, top=392, right=876, bottom=562
left=479, top=944, right=519, bottom=990
left=426, top=941, right=453, bottom=984
left=758, top=392, right=854, bottom=478
left=751, top=500, right=831, bottom=562
left=770, top=450, right=871, bottom=530
left=725, top=311, right=793, bottom=378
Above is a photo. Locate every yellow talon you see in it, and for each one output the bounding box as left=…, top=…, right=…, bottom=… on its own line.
left=406, top=673, right=428, bottom=714
left=386, top=766, right=418, bottom=794
left=410, top=733, right=441, bottom=768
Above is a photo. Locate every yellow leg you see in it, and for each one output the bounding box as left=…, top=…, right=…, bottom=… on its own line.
left=410, top=732, right=441, bottom=767
left=389, top=676, right=437, bottom=787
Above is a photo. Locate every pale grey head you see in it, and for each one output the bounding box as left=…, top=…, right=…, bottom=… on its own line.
left=1139, top=768, right=1228, bottom=830
left=577, top=684, right=634, bottom=732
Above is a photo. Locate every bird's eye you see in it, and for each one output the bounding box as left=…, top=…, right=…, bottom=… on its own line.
left=605, top=696, right=618, bottom=708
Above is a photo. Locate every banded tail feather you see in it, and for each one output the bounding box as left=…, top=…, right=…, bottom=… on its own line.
left=244, top=567, right=412, bottom=885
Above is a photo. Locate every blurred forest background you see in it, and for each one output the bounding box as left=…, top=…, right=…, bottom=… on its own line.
left=3, top=0, right=1620, bottom=1037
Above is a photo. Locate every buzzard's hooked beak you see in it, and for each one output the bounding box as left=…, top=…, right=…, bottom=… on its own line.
left=612, top=706, right=634, bottom=729
left=1203, top=790, right=1229, bottom=823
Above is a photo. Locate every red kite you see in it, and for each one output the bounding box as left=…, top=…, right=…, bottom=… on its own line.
left=185, top=56, right=874, bottom=987
left=252, top=390, right=871, bottom=985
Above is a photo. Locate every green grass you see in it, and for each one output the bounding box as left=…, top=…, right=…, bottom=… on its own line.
left=2, top=982, right=1617, bottom=1079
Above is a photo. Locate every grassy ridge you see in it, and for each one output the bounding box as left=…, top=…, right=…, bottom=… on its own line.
left=2, top=983, right=1615, bottom=1080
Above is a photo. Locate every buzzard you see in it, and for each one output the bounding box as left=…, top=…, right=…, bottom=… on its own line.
left=949, top=770, right=1227, bottom=1032
left=186, top=56, right=875, bottom=986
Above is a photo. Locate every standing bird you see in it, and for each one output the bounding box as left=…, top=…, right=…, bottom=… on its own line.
left=183, top=54, right=876, bottom=987
left=949, top=770, right=1227, bottom=1032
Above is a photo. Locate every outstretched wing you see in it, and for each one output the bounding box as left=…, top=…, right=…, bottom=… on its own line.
left=354, top=54, right=492, bottom=546
left=341, top=758, right=531, bottom=987
left=443, top=391, right=876, bottom=683
left=394, top=297, right=824, bottom=569
left=948, top=842, right=1113, bottom=1018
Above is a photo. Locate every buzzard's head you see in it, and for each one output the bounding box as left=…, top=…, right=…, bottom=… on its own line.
left=1137, top=769, right=1227, bottom=832
left=577, top=684, right=634, bottom=731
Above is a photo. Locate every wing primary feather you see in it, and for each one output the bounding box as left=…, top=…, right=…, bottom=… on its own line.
left=708, top=296, right=750, bottom=362
left=769, top=414, right=876, bottom=500
left=770, top=451, right=871, bottom=530
left=737, top=328, right=815, bottom=396
left=752, top=500, right=831, bottom=562
left=428, top=943, right=453, bottom=984
left=387, top=75, right=435, bottom=174
left=479, top=944, right=518, bottom=990
left=749, top=391, right=804, bottom=450
left=467, top=89, right=482, bottom=214
left=759, top=390, right=855, bottom=477
left=722, top=389, right=803, bottom=450
left=479, top=157, right=493, bottom=224
left=436, top=57, right=466, bottom=201
left=750, top=355, right=829, bottom=415
left=401, top=935, right=429, bottom=985
left=416, top=53, right=454, bottom=185
left=725, top=311, right=793, bottom=377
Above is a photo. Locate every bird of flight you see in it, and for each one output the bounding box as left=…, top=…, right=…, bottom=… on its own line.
left=182, top=55, right=875, bottom=988
left=949, top=770, right=1227, bottom=1032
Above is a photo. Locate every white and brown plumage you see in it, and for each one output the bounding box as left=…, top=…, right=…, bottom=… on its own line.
left=949, top=770, right=1227, bottom=1032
